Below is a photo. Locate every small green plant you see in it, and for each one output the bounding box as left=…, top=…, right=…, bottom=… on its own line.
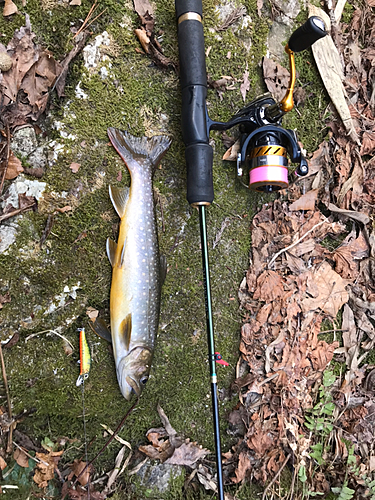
left=331, top=485, right=355, bottom=500
left=304, top=369, right=336, bottom=437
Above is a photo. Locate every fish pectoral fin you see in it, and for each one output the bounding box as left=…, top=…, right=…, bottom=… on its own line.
left=90, top=317, right=112, bottom=343
left=106, top=238, right=117, bottom=267
left=109, top=185, right=130, bottom=219
left=160, top=254, right=167, bottom=287
left=120, top=313, right=132, bottom=351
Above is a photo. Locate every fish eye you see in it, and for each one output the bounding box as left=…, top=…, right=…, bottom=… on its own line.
left=140, top=376, right=148, bottom=385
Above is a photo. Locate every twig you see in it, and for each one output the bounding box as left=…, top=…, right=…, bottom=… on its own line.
left=74, top=2, right=107, bottom=39
left=0, top=202, right=36, bottom=223
left=267, top=219, right=328, bottom=269
left=74, top=397, right=138, bottom=485
left=320, top=328, right=349, bottom=334
left=12, top=441, right=49, bottom=466
left=0, top=342, right=13, bottom=453
left=258, top=373, right=279, bottom=387
left=25, top=329, right=74, bottom=350
left=74, top=1, right=98, bottom=39
left=262, top=454, right=291, bottom=500
left=0, top=123, right=10, bottom=196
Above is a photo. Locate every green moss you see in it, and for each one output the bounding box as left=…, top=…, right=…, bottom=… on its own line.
left=342, top=2, right=355, bottom=25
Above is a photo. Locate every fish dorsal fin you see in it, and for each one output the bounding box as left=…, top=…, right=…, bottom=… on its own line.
left=120, top=313, right=132, bottom=351
left=106, top=238, right=117, bottom=267
left=107, top=127, right=172, bottom=170
left=160, top=254, right=167, bottom=287
left=109, top=185, right=129, bottom=219
left=90, top=317, right=112, bottom=343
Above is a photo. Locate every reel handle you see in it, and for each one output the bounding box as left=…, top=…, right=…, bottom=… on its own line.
left=288, top=16, right=327, bottom=52
left=175, top=0, right=214, bottom=206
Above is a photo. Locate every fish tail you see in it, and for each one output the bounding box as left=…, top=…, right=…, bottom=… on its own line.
left=107, top=127, right=171, bottom=170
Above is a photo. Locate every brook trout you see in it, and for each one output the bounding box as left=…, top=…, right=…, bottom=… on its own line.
left=106, top=128, right=171, bottom=400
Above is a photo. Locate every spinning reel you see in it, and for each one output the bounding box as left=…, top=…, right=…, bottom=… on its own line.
left=177, top=9, right=327, bottom=202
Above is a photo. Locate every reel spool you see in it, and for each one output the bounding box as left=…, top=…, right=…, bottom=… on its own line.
left=246, top=130, right=289, bottom=193
left=237, top=124, right=309, bottom=193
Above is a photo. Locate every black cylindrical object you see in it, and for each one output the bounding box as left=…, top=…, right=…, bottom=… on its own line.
left=288, top=16, right=326, bottom=52
left=176, top=0, right=213, bottom=206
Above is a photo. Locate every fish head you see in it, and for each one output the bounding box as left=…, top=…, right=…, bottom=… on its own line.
left=116, top=346, right=153, bottom=400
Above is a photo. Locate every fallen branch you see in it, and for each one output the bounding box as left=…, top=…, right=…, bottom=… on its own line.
left=0, top=202, right=36, bottom=223
left=267, top=218, right=328, bottom=269
left=0, top=342, right=12, bottom=453
left=262, top=453, right=291, bottom=500
left=0, top=123, right=11, bottom=196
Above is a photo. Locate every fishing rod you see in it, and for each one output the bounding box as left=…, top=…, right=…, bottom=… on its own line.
left=175, top=2, right=326, bottom=498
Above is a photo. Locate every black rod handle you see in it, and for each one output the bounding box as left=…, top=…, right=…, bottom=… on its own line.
left=175, top=0, right=214, bottom=206
left=288, top=16, right=327, bottom=53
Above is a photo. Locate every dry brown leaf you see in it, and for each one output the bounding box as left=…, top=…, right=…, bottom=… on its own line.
left=3, top=0, right=18, bottom=16
left=309, top=340, right=339, bottom=371
left=232, top=450, right=251, bottom=483
left=333, top=231, right=368, bottom=279
left=14, top=447, right=30, bottom=468
left=86, top=307, right=99, bottom=321
left=307, top=140, right=330, bottom=177
left=3, top=151, right=24, bottom=180
left=328, top=203, right=370, bottom=225
left=69, top=459, right=91, bottom=486
left=342, top=304, right=357, bottom=350
left=0, top=292, right=11, bottom=310
left=257, top=0, right=263, bottom=16
left=165, top=440, right=209, bottom=467
left=55, top=205, right=72, bottom=213
left=33, top=450, right=63, bottom=488
left=139, top=440, right=174, bottom=462
left=301, top=261, right=350, bottom=317
left=253, top=270, right=284, bottom=302
left=0, top=456, right=7, bottom=470
left=133, top=0, right=154, bottom=17
left=360, top=131, right=375, bottom=156
left=135, top=28, right=150, bottom=53
left=240, top=67, right=250, bottom=103
left=70, top=0, right=81, bottom=4
left=263, top=58, right=290, bottom=102
left=69, top=162, right=80, bottom=173
left=289, top=190, right=319, bottom=211
left=222, top=138, right=240, bottom=161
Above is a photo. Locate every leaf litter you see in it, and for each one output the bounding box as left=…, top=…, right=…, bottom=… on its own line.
left=228, top=4, right=375, bottom=498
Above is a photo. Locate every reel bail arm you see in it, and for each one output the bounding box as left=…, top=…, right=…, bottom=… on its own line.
left=265, top=16, right=327, bottom=123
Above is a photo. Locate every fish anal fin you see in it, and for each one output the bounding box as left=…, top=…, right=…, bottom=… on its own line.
left=120, top=313, right=132, bottom=351
left=106, top=238, right=117, bottom=267
left=109, top=185, right=129, bottom=219
left=90, top=317, right=112, bottom=343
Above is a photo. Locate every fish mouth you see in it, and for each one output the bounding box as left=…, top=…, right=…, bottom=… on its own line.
left=116, top=366, right=137, bottom=400
left=116, top=358, right=141, bottom=400
left=126, top=375, right=141, bottom=396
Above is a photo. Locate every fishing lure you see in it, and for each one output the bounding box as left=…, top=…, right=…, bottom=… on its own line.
left=76, top=328, right=91, bottom=386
